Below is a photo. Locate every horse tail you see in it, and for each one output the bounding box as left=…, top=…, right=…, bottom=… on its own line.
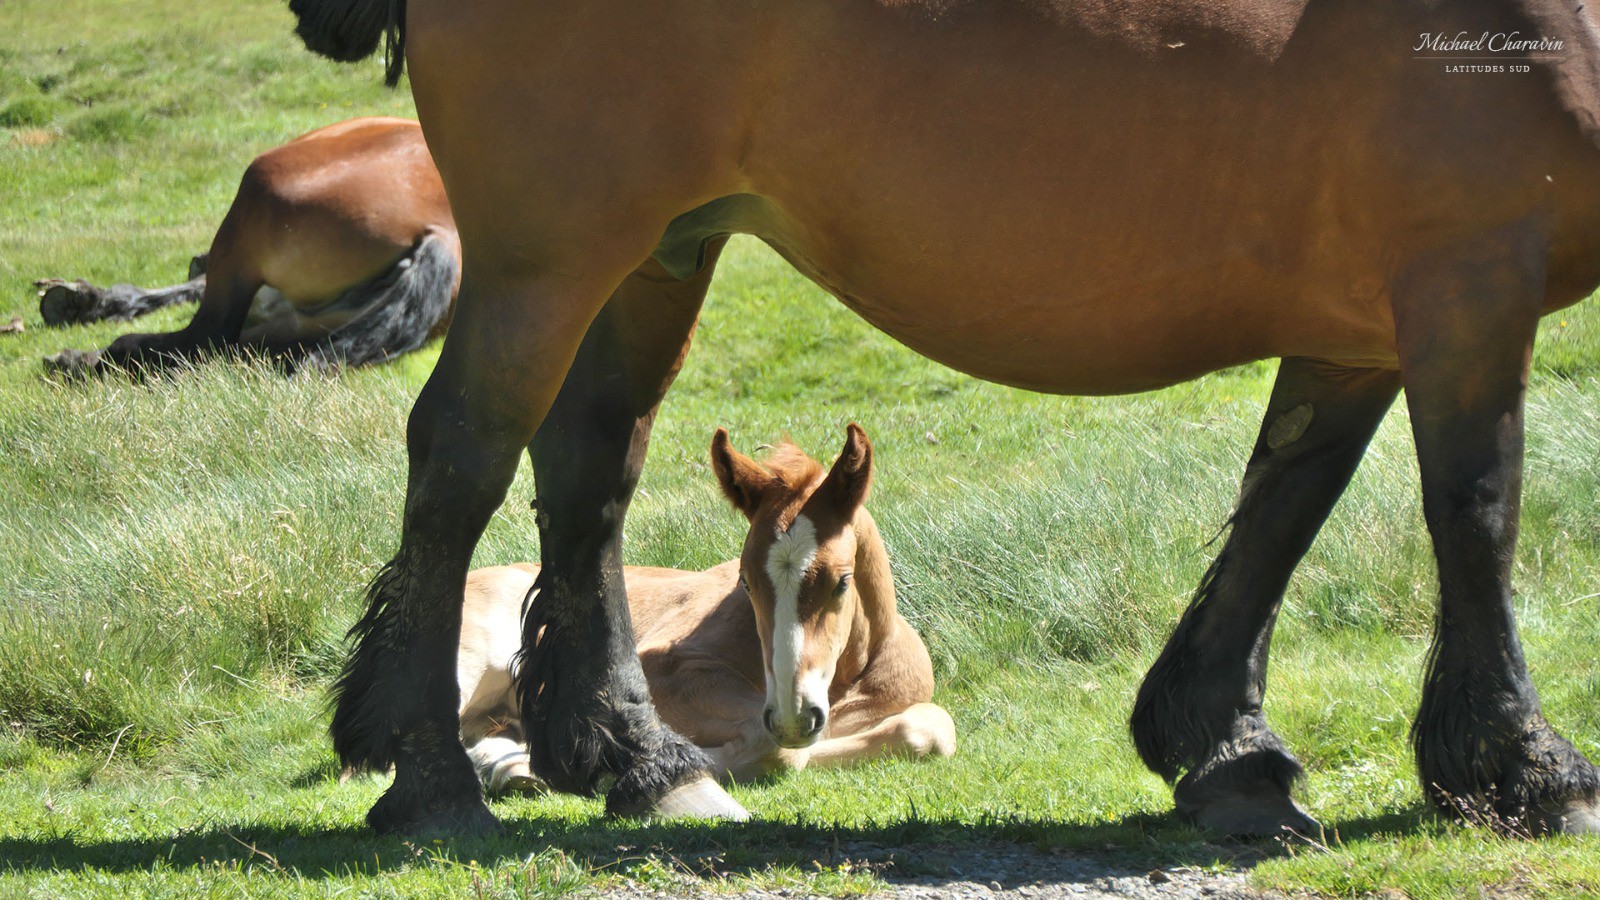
left=296, top=232, right=457, bottom=370
left=289, top=0, right=407, bottom=86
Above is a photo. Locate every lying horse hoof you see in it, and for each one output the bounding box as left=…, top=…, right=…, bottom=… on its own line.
left=366, top=782, right=503, bottom=837
left=611, top=774, right=750, bottom=822
left=36, top=279, right=102, bottom=327
left=42, top=348, right=104, bottom=378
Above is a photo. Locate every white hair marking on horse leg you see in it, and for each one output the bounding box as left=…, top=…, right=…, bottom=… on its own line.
left=765, top=514, right=817, bottom=719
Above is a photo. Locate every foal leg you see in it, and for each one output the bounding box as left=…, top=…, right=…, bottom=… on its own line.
left=522, top=242, right=748, bottom=819
left=803, top=703, right=958, bottom=768
left=1131, top=357, right=1401, bottom=835
left=1395, top=217, right=1600, bottom=835
left=331, top=264, right=630, bottom=835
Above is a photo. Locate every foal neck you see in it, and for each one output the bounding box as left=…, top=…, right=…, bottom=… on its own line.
left=846, top=506, right=900, bottom=656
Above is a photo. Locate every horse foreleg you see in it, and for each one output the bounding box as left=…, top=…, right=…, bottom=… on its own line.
left=1130, top=356, right=1401, bottom=836
left=802, top=703, right=957, bottom=769
left=705, top=703, right=956, bottom=781
left=332, top=267, right=616, bottom=835
left=522, top=243, right=747, bottom=820
left=1395, top=217, right=1600, bottom=835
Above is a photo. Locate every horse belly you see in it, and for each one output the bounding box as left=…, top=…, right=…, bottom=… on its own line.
left=728, top=4, right=1425, bottom=391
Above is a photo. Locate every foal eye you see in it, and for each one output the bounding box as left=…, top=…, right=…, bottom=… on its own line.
left=834, top=573, right=852, bottom=595
left=738, top=571, right=749, bottom=591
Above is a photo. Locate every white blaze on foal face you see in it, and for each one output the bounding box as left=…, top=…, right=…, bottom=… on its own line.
left=757, top=513, right=845, bottom=747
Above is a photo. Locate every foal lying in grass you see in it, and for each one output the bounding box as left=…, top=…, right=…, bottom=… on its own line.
left=457, top=425, right=956, bottom=798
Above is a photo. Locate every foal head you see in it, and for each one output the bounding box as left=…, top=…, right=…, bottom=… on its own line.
left=710, top=424, right=875, bottom=749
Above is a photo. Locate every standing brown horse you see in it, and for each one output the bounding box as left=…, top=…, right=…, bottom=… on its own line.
left=455, top=426, right=954, bottom=801
left=42, top=117, right=458, bottom=373
left=292, top=0, right=1600, bottom=836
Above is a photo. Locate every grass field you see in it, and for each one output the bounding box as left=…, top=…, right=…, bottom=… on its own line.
left=4, top=1, right=1600, bottom=896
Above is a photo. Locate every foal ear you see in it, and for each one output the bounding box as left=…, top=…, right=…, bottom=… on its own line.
left=711, top=428, right=770, bottom=518
left=824, top=422, right=873, bottom=513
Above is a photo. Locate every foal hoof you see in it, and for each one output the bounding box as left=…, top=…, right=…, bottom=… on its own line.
left=366, top=786, right=504, bottom=837
left=36, top=279, right=99, bottom=327
left=611, top=774, right=750, bottom=822
left=503, top=773, right=546, bottom=795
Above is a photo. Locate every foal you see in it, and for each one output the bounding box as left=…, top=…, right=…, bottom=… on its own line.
left=456, top=425, right=956, bottom=795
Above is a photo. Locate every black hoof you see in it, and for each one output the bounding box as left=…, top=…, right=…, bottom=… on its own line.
left=1421, top=716, right=1600, bottom=837
left=1176, top=776, right=1320, bottom=838
left=1173, top=747, right=1318, bottom=838
left=366, top=782, right=503, bottom=837
left=36, top=280, right=101, bottom=327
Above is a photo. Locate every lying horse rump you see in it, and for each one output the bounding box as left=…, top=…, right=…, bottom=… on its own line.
left=41, top=117, right=459, bottom=374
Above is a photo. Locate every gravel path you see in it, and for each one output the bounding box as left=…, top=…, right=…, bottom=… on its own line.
left=877, top=842, right=1265, bottom=899
left=608, top=841, right=1277, bottom=899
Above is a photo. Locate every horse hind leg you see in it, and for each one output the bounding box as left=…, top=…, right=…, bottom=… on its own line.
left=1395, top=217, right=1599, bottom=835
left=521, top=240, right=747, bottom=820
left=1130, top=357, right=1401, bottom=837
left=279, top=234, right=458, bottom=370
left=42, top=232, right=263, bottom=377
left=37, top=274, right=206, bottom=327
left=333, top=237, right=680, bottom=834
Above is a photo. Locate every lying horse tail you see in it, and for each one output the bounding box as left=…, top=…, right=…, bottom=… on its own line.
left=296, top=232, right=457, bottom=371
left=289, top=0, right=407, bottom=86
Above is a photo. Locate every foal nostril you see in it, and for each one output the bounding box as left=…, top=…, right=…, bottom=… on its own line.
left=763, top=707, right=776, bottom=733
left=804, top=705, right=825, bottom=736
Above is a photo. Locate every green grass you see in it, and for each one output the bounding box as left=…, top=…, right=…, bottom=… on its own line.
left=4, top=1, right=1600, bottom=896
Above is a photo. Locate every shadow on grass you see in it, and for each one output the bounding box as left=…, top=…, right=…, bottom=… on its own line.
left=0, top=802, right=1438, bottom=886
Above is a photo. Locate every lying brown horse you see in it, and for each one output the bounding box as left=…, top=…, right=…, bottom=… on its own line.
left=42, top=117, right=458, bottom=373
left=455, top=426, right=954, bottom=802
left=293, top=0, right=1600, bottom=836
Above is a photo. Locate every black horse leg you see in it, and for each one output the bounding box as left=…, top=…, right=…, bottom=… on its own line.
left=1395, top=217, right=1600, bottom=834
left=1131, top=357, right=1401, bottom=835
left=332, top=265, right=622, bottom=835
left=37, top=275, right=207, bottom=326
left=521, top=243, right=746, bottom=818
left=43, top=273, right=258, bottom=376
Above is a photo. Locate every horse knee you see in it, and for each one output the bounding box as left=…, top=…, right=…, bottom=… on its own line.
left=894, top=705, right=957, bottom=759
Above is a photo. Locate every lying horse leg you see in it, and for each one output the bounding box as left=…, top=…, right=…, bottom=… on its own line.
left=42, top=228, right=267, bottom=378
left=803, top=703, right=958, bottom=769
left=1395, top=217, right=1600, bottom=835
left=37, top=274, right=206, bottom=326
left=466, top=734, right=543, bottom=796
left=44, top=273, right=259, bottom=376
left=522, top=241, right=747, bottom=819
left=332, top=266, right=627, bottom=835
left=1131, top=357, right=1402, bottom=835
left=243, top=234, right=458, bottom=371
